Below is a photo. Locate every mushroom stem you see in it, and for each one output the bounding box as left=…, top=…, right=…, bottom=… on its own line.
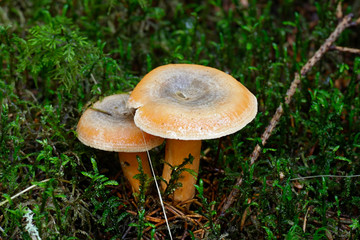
left=161, top=139, right=201, bottom=202
left=118, top=152, right=152, bottom=193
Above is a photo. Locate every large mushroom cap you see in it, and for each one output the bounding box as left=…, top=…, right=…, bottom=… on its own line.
left=128, top=64, right=258, bottom=140
left=77, top=93, right=164, bottom=152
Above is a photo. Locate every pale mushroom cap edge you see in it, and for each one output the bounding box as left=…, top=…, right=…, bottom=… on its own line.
left=128, top=64, right=258, bottom=140
left=77, top=94, right=164, bottom=152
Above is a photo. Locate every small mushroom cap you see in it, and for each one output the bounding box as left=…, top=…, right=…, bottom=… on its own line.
left=77, top=94, right=164, bottom=152
left=128, top=64, right=258, bottom=140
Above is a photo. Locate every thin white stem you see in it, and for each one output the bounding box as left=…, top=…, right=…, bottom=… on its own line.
left=0, top=179, right=50, bottom=207
left=146, top=149, right=173, bottom=240
left=126, top=91, right=173, bottom=240
left=90, top=73, right=101, bottom=94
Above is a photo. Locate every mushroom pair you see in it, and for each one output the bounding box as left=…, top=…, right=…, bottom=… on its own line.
left=77, top=64, right=257, bottom=202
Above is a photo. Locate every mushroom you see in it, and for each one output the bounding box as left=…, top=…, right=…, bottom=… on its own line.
left=127, top=64, right=258, bottom=202
left=77, top=93, right=164, bottom=194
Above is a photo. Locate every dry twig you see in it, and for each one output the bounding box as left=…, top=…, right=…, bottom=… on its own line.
left=330, top=45, right=360, bottom=54
left=218, top=14, right=356, bottom=219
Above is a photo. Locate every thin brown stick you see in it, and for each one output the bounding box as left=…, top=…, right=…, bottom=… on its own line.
left=303, top=207, right=311, bottom=232
left=330, top=45, right=360, bottom=54
left=218, top=14, right=355, bottom=219
left=300, top=14, right=353, bottom=76
left=164, top=203, right=204, bottom=227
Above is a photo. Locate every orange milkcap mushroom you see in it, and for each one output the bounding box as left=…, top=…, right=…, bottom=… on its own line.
left=77, top=93, right=164, bottom=194
left=127, top=64, right=258, bottom=202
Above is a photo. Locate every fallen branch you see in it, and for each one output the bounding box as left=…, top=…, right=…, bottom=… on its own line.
left=218, top=13, right=356, bottom=219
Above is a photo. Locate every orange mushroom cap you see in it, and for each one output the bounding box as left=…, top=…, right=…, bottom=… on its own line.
left=128, top=64, right=258, bottom=140
left=77, top=94, right=164, bottom=152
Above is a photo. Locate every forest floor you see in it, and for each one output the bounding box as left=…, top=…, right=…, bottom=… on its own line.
left=1, top=1, right=360, bottom=239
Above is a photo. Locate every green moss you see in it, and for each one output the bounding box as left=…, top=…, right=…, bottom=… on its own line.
left=0, top=0, right=359, bottom=239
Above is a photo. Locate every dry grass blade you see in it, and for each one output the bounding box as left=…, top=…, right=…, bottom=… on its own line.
left=145, top=150, right=173, bottom=240
left=121, top=90, right=173, bottom=240
left=0, top=179, right=50, bottom=207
